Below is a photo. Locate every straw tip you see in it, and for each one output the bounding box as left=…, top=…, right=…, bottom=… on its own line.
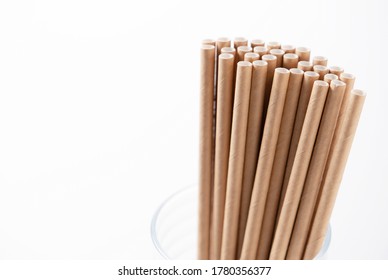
left=238, top=45, right=252, bottom=51
left=252, top=39, right=265, bottom=44
left=330, top=79, right=346, bottom=88
left=275, top=67, right=290, bottom=74
left=201, top=44, right=215, bottom=50
left=234, top=37, right=247, bottom=42
left=253, top=60, right=268, bottom=67
left=340, top=72, right=356, bottom=80
left=202, top=38, right=216, bottom=45
left=290, top=68, right=304, bottom=74
left=314, top=80, right=329, bottom=87
left=305, top=71, right=320, bottom=77
left=262, top=54, right=277, bottom=61
left=254, top=46, right=268, bottom=53
left=217, top=37, right=230, bottom=42
left=221, top=47, right=235, bottom=53
left=329, top=65, right=344, bottom=72
left=298, top=61, right=312, bottom=67
left=313, top=65, right=328, bottom=71
left=219, top=53, right=234, bottom=60
left=237, top=61, right=252, bottom=67
left=281, top=44, right=295, bottom=49
left=296, top=46, right=310, bottom=52
left=270, top=49, right=285, bottom=55
left=352, top=89, right=367, bottom=96
left=313, top=55, right=328, bottom=60
left=284, top=53, right=298, bottom=59
left=267, top=41, right=281, bottom=46
left=324, top=73, right=338, bottom=80
left=245, top=52, right=259, bottom=58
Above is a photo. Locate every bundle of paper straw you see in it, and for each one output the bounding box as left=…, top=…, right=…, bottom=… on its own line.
left=198, top=37, right=366, bottom=260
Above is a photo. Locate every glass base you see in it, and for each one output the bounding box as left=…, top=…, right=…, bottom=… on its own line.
left=151, top=186, right=331, bottom=260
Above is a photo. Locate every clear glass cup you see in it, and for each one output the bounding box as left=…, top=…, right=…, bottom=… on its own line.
left=151, top=186, right=331, bottom=260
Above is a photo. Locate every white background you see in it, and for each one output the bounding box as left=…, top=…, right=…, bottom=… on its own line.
left=0, top=0, right=387, bottom=259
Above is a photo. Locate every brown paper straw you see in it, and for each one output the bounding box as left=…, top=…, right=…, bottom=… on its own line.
left=237, top=46, right=253, bottom=62
left=286, top=80, right=346, bottom=259
left=323, top=73, right=338, bottom=83
left=251, top=39, right=265, bottom=48
left=254, top=46, right=269, bottom=57
left=222, top=47, right=238, bottom=91
left=216, top=37, right=231, bottom=56
left=297, top=61, right=313, bottom=71
left=283, top=53, right=299, bottom=69
left=221, top=61, right=252, bottom=260
left=338, top=73, right=356, bottom=125
left=267, top=41, right=281, bottom=50
left=270, top=49, right=285, bottom=67
left=281, top=44, right=296, bottom=53
left=296, top=47, right=311, bottom=61
left=221, top=48, right=237, bottom=76
left=240, top=68, right=291, bottom=260
left=262, top=54, right=278, bottom=114
left=310, top=74, right=356, bottom=258
left=244, top=52, right=260, bottom=62
left=313, top=56, right=328, bottom=66
left=202, top=39, right=216, bottom=46
left=234, top=37, right=248, bottom=49
left=329, top=65, right=344, bottom=76
left=313, top=65, right=329, bottom=80
left=198, top=45, right=216, bottom=260
left=256, top=68, right=304, bottom=259
left=278, top=71, right=320, bottom=218
left=211, top=53, right=235, bottom=260
left=270, top=80, right=329, bottom=260
left=304, top=89, right=366, bottom=259
left=237, top=60, right=268, bottom=257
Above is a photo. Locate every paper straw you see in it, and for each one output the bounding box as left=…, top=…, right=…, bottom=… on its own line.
left=277, top=71, right=320, bottom=218
left=309, top=74, right=356, bottom=257
left=297, top=61, right=313, bottom=71
left=281, top=44, right=296, bottom=53
left=329, top=65, right=344, bottom=76
left=216, top=37, right=231, bottom=56
left=221, top=61, right=252, bottom=260
left=270, top=49, right=285, bottom=67
left=237, top=46, right=253, bottom=62
left=313, top=56, right=328, bottom=66
left=286, top=80, right=346, bottom=259
left=270, top=80, right=329, bottom=260
left=244, top=52, right=260, bottom=62
left=234, top=37, right=248, bottom=49
left=251, top=39, right=265, bottom=48
left=237, top=60, right=268, bottom=257
left=283, top=53, right=299, bottom=69
left=313, top=65, right=329, bottom=80
left=267, top=41, right=281, bottom=50
left=261, top=54, right=278, bottom=114
left=338, top=73, right=356, bottom=127
left=198, top=45, right=216, bottom=259
left=211, top=53, right=235, bottom=260
left=221, top=47, right=238, bottom=90
left=256, top=68, right=304, bottom=259
left=240, top=68, right=291, bottom=260
left=296, top=47, right=311, bottom=61
left=304, top=89, right=366, bottom=259
left=323, top=73, right=338, bottom=84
